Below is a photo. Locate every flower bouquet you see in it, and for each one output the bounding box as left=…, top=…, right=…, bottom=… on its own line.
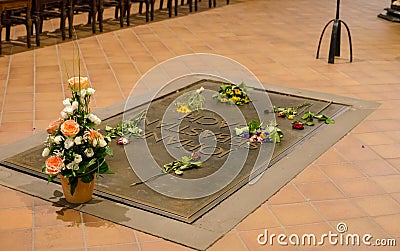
left=235, top=120, right=283, bottom=143
left=42, top=76, right=113, bottom=199
left=213, top=82, right=251, bottom=105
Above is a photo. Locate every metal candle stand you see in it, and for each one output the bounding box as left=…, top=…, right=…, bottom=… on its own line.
left=316, top=0, right=353, bottom=64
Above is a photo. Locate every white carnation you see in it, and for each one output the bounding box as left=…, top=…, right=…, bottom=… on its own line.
left=99, top=139, right=107, bottom=148
left=63, top=106, right=74, bottom=115
left=71, top=101, right=79, bottom=110
left=54, top=135, right=64, bottom=144
left=85, top=148, right=94, bottom=158
left=74, top=136, right=82, bottom=145
left=42, top=148, right=50, bottom=157
left=88, top=114, right=101, bottom=125
left=87, top=88, right=95, bottom=95
left=66, top=162, right=79, bottom=170
left=61, top=111, right=68, bottom=119
left=80, top=89, right=87, bottom=97
left=64, top=138, right=74, bottom=149
left=74, top=154, right=82, bottom=164
left=62, top=98, right=71, bottom=106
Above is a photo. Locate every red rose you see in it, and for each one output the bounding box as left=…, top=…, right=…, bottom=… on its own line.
left=277, top=112, right=286, bottom=118
left=292, top=122, right=304, bottom=130
left=60, top=120, right=80, bottom=137
left=45, top=156, right=64, bottom=175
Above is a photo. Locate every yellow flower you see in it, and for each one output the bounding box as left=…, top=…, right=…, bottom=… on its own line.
left=226, top=89, right=233, bottom=95
left=177, top=105, right=192, bottom=113
left=220, top=98, right=228, bottom=103
left=288, top=115, right=295, bottom=120
left=230, top=96, right=241, bottom=103
left=233, top=88, right=242, bottom=95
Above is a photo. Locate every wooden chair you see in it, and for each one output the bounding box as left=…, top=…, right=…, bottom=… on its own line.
left=104, top=0, right=130, bottom=27
left=73, top=0, right=104, bottom=33
left=0, top=0, right=38, bottom=54
left=32, top=0, right=73, bottom=43
left=135, top=0, right=154, bottom=22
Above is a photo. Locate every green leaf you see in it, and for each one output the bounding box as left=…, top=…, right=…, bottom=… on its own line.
left=105, top=125, right=113, bottom=131
left=248, top=120, right=261, bottom=134
left=81, top=174, right=94, bottom=183
left=69, top=177, right=79, bottom=196
left=305, top=121, right=315, bottom=126
left=174, top=169, right=183, bottom=175
left=325, top=119, right=335, bottom=124
left=302, top=111, right=315, bottom=120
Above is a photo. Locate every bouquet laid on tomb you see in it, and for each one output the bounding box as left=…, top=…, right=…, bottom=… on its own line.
left=235, top=120, right=283, bottom=143
left=163, top=153, right=202, bottom=175
left=42, top=76, right=113, bottom=195
left=176, top=86, right=205, bottom=113
left=213, top=82, right=251, bottom=105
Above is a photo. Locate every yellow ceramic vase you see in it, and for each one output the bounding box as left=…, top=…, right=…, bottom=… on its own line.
left=59, top=175, right=96, bottom=204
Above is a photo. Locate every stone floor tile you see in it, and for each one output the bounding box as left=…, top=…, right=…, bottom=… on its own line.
left=84, top=222, right=136, bottom=247
left=296, top=181, right=344, bottom=201
left=34, top=204, right=82, bottom=227
left=319, top=163, right=365, bottom=180
left=370, top=175, right=400, bottom=193
left=353, top=195, right=400, bottom=217
left=34, top=225, right=85, bottom=250
left=0, top=207, right=33, bottom=230
left=267, top=183, right=306, bottom=205
left=292, top=164, right=330, bottom=184
left=236, top=206, right=280, bottom=231
left=335, top=178, right=386, bottom=197
left=269, top=203, right=322, bottom=226
left=0, top=229, right=32, bottom=251
left=208, top=231, right=248, bottom=251
left=373, top=214, right=400, bottom=238
left=312, top=199, right=365, bottom=221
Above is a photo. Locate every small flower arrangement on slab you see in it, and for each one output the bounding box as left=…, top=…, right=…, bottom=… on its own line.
left=42, top=76, right=113, bottom=196
left=213, top=82, right=251, bottom=105
left=162, top=153, right=202, bottom=175
left=105, top=111, right=145, bottom=145
left=176, top=86, right=205, bottom=114
left=235, top=120, right=283, bottom=143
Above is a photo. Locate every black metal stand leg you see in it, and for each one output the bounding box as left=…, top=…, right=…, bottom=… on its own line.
left=316, top=19, right=334, bottom=60
left=328, top=20, right=339, bottom=64
left=341, top=20, right=353, bottom=63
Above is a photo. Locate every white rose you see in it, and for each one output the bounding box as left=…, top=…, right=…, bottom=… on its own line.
left=99, top=139, right=107, bottom=147
left=71, top=101, right=79, bottom=110
left=87, top=88, right=95, bottom=95
left=64, top=138, right=74, bottom=149
left=54, top=135, right=64, bottom=144
left=62, top=98, right=71, bottom=106
left=74, top=154, right=82, bottom=164
left=74, top=136, right=82, bottom=145
left=42, top=148, right=50, bottom=157
left=85, top=148, right=94, bottom=158
left=88, top=114, right=101, bottom=125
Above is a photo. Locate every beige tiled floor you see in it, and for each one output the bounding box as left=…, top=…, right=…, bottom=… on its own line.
left=1, top=0, right=400, bottom=250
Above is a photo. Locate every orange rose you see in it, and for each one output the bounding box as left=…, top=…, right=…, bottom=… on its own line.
left=68, top=77, right=89, bottom=90
left=45, top=156, right=64, bottom=175
left=85, top=129, right=107, bottom=147
left=60, top=120, right=80, bottom=137
left=46, top=118, right=63, bottom=134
